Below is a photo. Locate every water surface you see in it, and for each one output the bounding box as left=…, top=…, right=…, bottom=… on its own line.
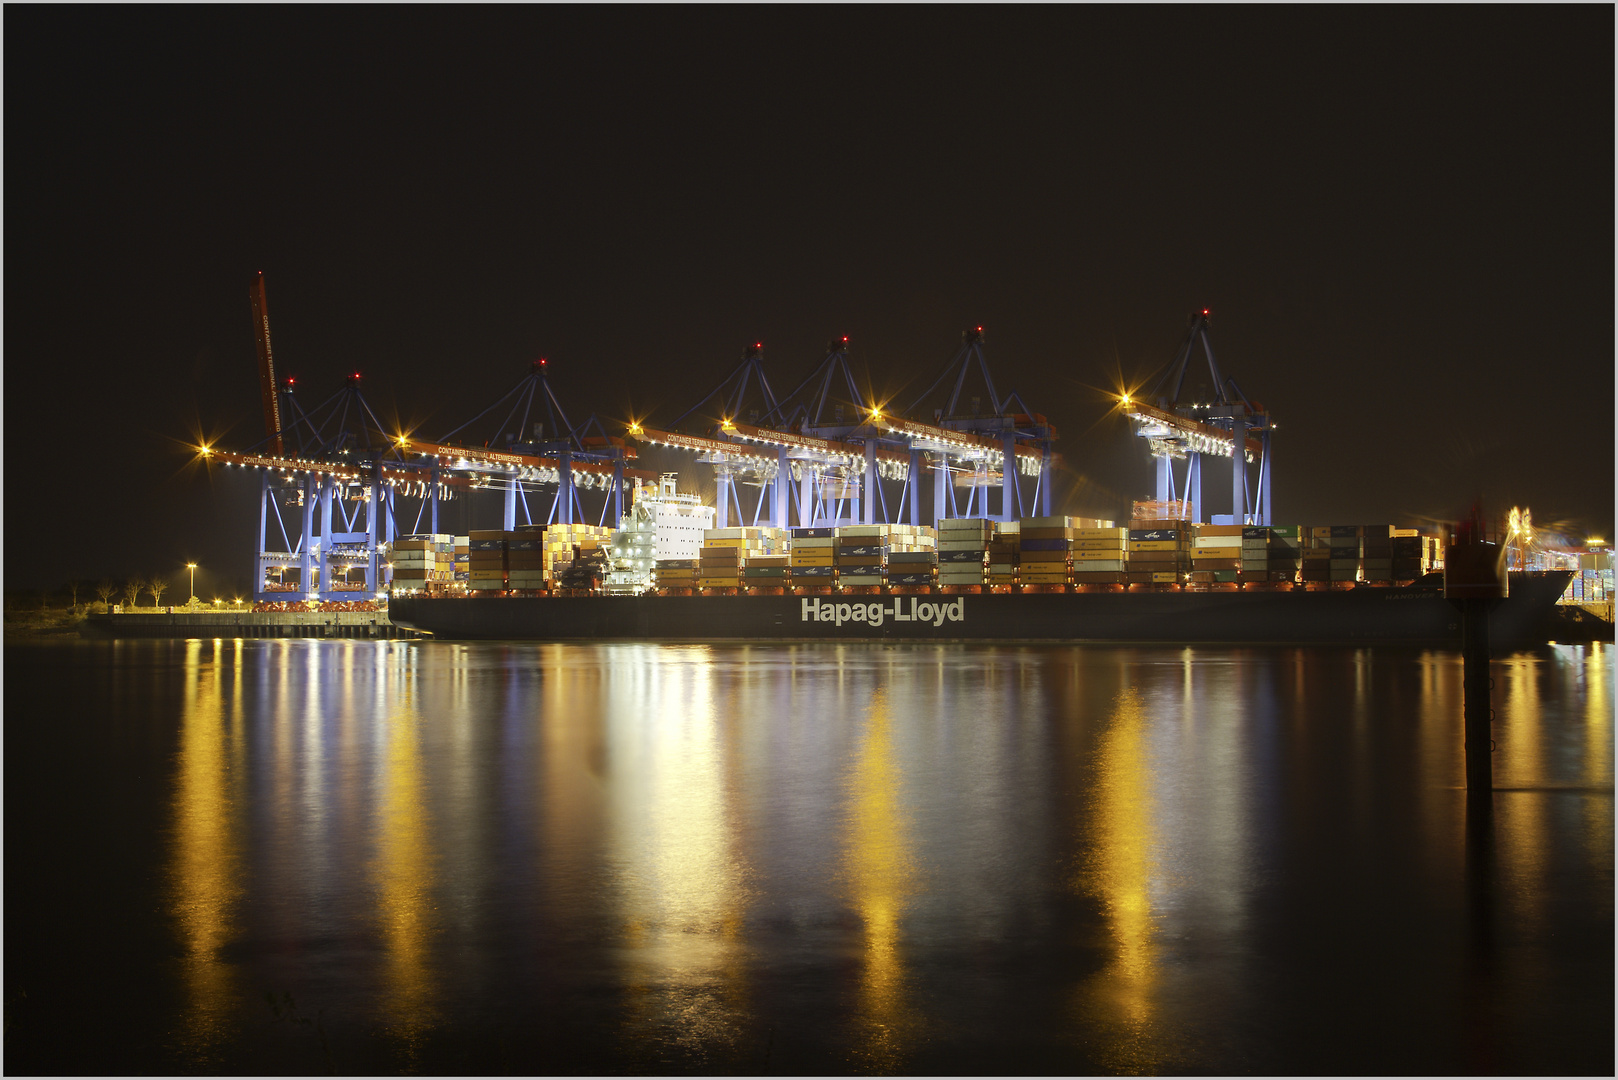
left=5, top=638, right=1612, bottom=1074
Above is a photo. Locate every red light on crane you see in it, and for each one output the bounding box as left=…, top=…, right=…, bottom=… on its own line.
left=1202, top=309, right=1210, bottom=315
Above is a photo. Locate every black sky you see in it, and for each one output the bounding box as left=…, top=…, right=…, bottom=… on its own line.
left=5, top=6, right=1613, bottom=598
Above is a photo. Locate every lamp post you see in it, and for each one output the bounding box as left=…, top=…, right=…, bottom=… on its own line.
left=186, top=562, right=197, bottom=603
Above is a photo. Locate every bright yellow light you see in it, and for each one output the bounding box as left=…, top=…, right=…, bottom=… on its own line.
left=396, top=436, right=408, bottom=447
left=1590, top=538, right=1606, bottom=547
left=1120, top=394, right=1131, bottom=407
left=199, top=444, right=212, bottom=456
left=870, top=407, right=883, bottom=421
left=187, top=562, right=197, bottom=570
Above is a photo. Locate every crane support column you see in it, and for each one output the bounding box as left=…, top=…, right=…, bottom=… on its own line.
left=933, top=454, right=948, bottom=530
left=864, top=442, right=877, bottom=526
left=908, top=446, right=921, bottom=528
left=775, top=449, right=789, bottom=528
left=366, top=469, right=381, bottom=596
left=1157, top=456, right=1173, bottom=505
left=716, top=466, right=731, bottom=529
left=1188, top=453, right=1203, bottom=524
left=318, top=477, right=335, bottom=601
left=430, top=463, right=441, bottom=534
left=300, top=473, right=317, bottom=600
left=612, top=459, right=625, bottom=526
left=1231, top=418, right=1248, bottom=525
left=1260, top=430, right=1272, bottom=527
left=559, top=450, right=574, bottom=526
left=1040, top=446, right=1052, bottom=517
left=1002, top=433, right=1016, bottom=523
left=503, top=475, right=517, bottom=531
left=256, top=472, right=271, bottom=602
left=800, top=467, right=815, bottom=527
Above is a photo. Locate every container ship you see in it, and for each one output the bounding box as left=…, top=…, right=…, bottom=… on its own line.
left=386, top=484, right=1573, bottom=644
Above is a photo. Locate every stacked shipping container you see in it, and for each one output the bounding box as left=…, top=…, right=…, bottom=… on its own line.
left=699, top=527, right=787, bottom=589
left=1071, top=526, right=1128, bottom=585
left=988, top=521, right=1020, bottom=587
left=467, top=529, right=507, bottom=591
left=544, top=524, right=612, bottom=585
left=1126, top=524, right=1190, bottom=584
left=1189, top=524, right=1244, bottom=583
left=452, top=536, right=470, bottom=585
left=788, top=527, right=835, bottom=586
left=507, top=525, right=547, bottom=590
left=389, top=534, right=455, bottom=590
left=936, top=518, right=993, bottom=589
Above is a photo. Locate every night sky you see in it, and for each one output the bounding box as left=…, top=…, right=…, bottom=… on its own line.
left=6, top=7, right=1612, bottom=599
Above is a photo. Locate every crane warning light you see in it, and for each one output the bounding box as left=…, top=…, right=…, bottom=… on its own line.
left=1202, top=309, right=1210, bottom=315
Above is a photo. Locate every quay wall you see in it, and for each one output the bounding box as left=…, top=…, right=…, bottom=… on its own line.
left=82, top=611, right=420, bottom=639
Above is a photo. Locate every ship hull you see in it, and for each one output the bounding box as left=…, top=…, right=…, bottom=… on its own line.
left=389, top=571, right=1572, bottom=646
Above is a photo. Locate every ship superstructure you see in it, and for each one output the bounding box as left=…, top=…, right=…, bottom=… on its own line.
left=603, top=474, right=718, bottom=595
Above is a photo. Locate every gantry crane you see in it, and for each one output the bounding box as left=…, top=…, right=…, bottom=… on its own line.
left=209, top=277, right=654, bottom=602
left=1123, top=310, right=1272, bottom=524
left=633, top=330, right=1055, bottom=530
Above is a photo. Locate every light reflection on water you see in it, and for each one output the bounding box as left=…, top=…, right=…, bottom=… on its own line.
left=842, top=689, right=917, bottom=1072
left=169, top=639, right=246, bottom=1066
left=21, top=638, right=1602, bottom=1075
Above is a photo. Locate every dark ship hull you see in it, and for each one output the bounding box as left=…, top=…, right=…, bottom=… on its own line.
left=388, top=571, right=1573, bottom=646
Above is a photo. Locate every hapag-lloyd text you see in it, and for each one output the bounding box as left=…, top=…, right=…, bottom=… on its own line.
left=801, top=596, right=965, bottom=627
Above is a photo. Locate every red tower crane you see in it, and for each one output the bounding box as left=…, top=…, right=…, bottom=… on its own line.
left=248, top=272, right=284, bottom=455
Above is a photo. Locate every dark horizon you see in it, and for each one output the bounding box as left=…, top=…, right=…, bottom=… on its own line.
left=6, top=6, right=1613, bottom=599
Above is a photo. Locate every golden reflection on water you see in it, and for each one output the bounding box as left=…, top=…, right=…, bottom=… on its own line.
left=169, top=639, right=245, bottom=1065
left=1584, top=643, right=1611, bottom=785
left=1072, top=685, right=1160, bottom=1073
left=607, top=648, right=752, bottom=1062
left=1582, top=644, right=1614, bottom=864
left=371, top=669, right=440, bottom=1062
left=841, top=688, right=917, bottom=1073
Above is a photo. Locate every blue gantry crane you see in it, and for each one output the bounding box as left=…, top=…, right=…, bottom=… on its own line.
left=630, top=329, right=1057, bottom=530
left=1123, top=310, right=1272, bottom=524
left=209, top=277, right=652, bottom=603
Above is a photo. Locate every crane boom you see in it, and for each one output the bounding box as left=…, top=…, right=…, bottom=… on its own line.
left=248, top=273, right=284, bottom=455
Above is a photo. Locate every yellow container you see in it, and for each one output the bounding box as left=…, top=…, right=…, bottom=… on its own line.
left=1151, top=571, right=1179, bottom=583
left=1129, top=540, right=1182, bottom=552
